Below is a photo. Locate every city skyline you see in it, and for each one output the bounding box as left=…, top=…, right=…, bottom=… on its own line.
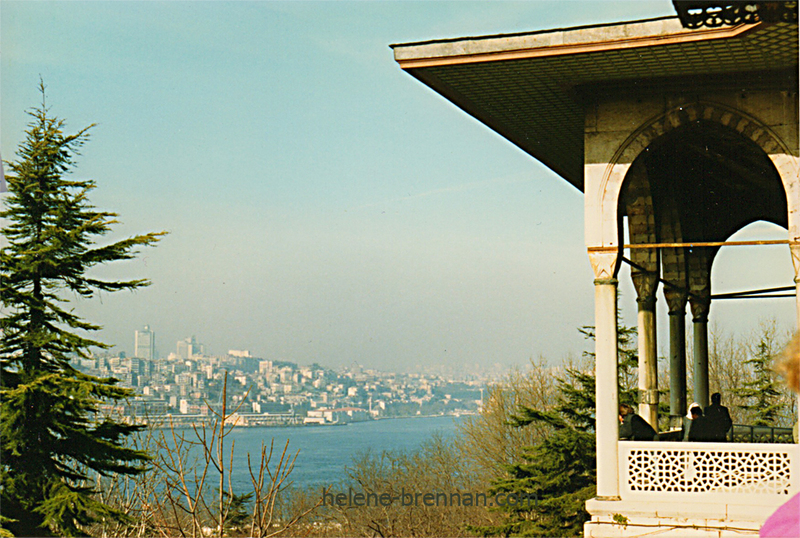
left=2, top=1, right=796, bottom=373
left=121, top=324, right=502, bottom=378
left=73, top=336, right=489, bottom=428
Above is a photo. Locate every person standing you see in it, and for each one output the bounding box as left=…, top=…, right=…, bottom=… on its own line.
left=683, top=403, right=702, bottom=441
left=686, top=406, right=713, bottom=442
left=619, top=404, right=657, bottom=441
left=704, top=392, right=733, bottom=442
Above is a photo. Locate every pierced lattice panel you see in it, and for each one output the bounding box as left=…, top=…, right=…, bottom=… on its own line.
left=627, top=448, right=793, bottom=495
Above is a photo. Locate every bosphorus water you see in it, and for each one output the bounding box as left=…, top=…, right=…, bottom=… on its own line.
left=166, top=415, right=464, bottom=494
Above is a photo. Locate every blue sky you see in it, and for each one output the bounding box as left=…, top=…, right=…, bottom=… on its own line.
left=1, top=1, right=795, bottom=374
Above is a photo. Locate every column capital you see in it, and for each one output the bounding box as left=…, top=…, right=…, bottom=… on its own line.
left=631, top=271, right=658, bottom=310
left=637, top=295, right=656, bottom=309
left=663, top=288, right=688, bottom=315
left=791, top=242, right=800, bottom=278
left=689, top=293, right=711, bottom=323
left=587, top=247, right=620, bottom=280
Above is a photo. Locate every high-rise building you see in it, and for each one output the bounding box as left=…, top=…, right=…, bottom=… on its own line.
left=134, top=325, right=155, bottom=360
left=177, top=336, right=204, bottom=360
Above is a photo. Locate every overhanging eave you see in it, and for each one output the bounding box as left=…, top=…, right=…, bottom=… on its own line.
left=392, top=17, right=798, bottom=192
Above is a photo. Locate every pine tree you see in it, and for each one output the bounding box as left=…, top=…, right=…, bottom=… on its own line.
left=472, top=323, right=638, bottom=537
left=735, top=326, right=783, bottom=426
left=0, top=83, right=164, bottom=537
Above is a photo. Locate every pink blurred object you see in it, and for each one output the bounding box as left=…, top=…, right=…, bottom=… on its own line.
left=760, top=492, right=800, bottom=537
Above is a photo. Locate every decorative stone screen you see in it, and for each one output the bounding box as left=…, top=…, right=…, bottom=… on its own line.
left=619, top=441, right=799, bottom=502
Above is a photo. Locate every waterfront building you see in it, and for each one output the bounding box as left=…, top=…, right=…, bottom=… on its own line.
left=305, top=407, right=369, bottom=424
left=392, top=3, right=798, bottom=536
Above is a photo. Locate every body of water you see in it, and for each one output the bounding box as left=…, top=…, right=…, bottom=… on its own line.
left=168, top=415, right=464, bottom=493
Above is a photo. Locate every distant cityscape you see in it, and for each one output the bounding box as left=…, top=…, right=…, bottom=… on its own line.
left=71, top=326, right=489, bottom=427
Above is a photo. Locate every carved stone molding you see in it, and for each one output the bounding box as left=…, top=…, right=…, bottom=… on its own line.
left=632, top=271, right=659, bottom=309
left=791, top=242, right=800, bottom=279
left=673, top=1, right=797, bottom=29
left=664, top=288, right=689, bottom=316
left=588, top=247, right=620, bottom=280
left=689, top=291, right=711, bottom=323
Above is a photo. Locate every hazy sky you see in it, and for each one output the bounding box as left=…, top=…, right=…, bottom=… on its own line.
left=1, top=1, right=795, bottom=374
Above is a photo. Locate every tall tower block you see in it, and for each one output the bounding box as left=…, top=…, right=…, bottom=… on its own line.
left=134, top=325, right=155, bottom=360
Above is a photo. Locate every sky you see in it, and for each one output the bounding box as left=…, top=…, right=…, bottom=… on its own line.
left=1, top=1, right=796, bottom=375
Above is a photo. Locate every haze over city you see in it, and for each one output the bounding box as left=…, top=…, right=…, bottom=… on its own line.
left=1, top=1, right=795, bottom=373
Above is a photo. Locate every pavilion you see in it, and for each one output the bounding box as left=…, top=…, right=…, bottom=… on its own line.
left=392, top=2, right=798, bottom=536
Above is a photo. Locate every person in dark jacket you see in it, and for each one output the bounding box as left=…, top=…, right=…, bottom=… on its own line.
left=683, top=403, right=701, bottom=441
left=704, top=392, right=733, bottom=441
left=619, top=403, right=657, bottom=441
left=687, top=406, right=714, bottom=442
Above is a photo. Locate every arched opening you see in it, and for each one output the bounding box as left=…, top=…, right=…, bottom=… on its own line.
left=619, top=119, right=787, bottom=249
left=643, top=120, right=786, bottom=241
left=618, top=117, right=790, bottom=429
left=710, top=220, right=795, bottom=342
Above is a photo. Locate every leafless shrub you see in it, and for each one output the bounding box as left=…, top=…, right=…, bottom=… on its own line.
left=322, top=434, right=500, bottom=537
left=91, top=372, right=319, bottom=537
left=457, top=356, right=562, bottom=485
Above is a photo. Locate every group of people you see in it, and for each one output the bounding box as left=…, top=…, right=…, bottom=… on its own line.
left=683, top=392, right=733, bottom=442
left=614, top=337, right=799, bottom=536
left=617, top=392, right=732, bottom=442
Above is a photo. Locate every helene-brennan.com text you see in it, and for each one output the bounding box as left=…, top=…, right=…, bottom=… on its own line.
left=322, top=487, right=538, bottom=509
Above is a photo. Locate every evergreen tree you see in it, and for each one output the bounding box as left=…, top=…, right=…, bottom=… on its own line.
left=0, top=84, right=164, bottom=537
left=473, top=323, right=638, bottom=537
left=735, top=327, right=783, bottom=426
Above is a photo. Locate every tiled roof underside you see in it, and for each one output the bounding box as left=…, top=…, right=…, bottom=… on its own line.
left=406, top=23, right=798, bottom=191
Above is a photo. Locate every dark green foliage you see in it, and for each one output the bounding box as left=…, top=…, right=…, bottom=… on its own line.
left=578, top=324, right=639, bottom=410
left=0, top=83, right=164, bottom=536
left=476, top=385, right=597, bottom=536
left=473, top=323, right=638, bottom=537
left=220, top=490, right=253, bottom=534
left=735, top=331, right=783, bottom=426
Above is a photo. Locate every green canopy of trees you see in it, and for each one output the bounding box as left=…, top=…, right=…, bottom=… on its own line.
left=472, top=325, right=639, bottom=537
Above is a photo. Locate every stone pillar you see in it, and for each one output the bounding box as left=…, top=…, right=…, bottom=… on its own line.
left=688, top=250, right=712, bottom=409
left=690, top=295, right=710, bottom=409
left=589, top=249, right=620, bottom=499
left=632, top=270, right=659, bottom=428
left=664, top=288, right=688, bottom=429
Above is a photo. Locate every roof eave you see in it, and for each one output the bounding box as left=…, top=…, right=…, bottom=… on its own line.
left=392, top=17, right=760, bottom=68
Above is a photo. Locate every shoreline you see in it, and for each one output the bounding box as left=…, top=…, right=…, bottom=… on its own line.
left=128, top=412, right=470, bottom=430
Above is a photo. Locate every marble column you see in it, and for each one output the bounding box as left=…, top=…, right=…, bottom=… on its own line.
left=632, top=270, right=659, bottom=428
left=590, top=249, right=620, bottom=499
left=664, top=288, right=688, bottom=429
left=690, top=294, right=710, bottom=409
